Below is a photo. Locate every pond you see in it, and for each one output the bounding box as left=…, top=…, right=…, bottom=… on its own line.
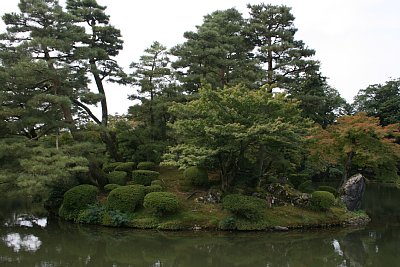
left=1, top=183, right=400, bottom=267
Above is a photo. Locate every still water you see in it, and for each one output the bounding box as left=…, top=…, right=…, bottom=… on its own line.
left=1, top=184, right=399, bottom=267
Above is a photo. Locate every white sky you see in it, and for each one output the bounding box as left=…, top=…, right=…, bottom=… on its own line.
left=1, top=0, right=399, bottom=115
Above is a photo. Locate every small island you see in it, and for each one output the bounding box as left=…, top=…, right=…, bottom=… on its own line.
left=0, top=0, right=398, bottom=232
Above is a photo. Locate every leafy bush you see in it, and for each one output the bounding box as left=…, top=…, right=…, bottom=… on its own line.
left=219, top=217, right=237, bottom=230
left=76, top=204, right=106, bottom=224
left=132, top=170, right=160, bottom=186
left=107, top=171, right=128, bottom=185
left=103, top=162, right=122, bottom=173
left=107, top=185, right=145, bottom=213
left=59, top=184, right=99, bottom=221
left=115, top=162, right=136, bottom=172
left=144, top=184, right=164, bottom=194
left=298, top=180, right=315, bottom=193
left=183, top=166, right=209, bottom=186
left=143, top=192, right=179, bottom=216
left=317, top=185, right=337, bottom=196
left=101, top=210, right=130, bottom=227
left=310, top=191, right=336, bottom=211
left=137, top=161, right=156, bottom=170
left=104, top=184, right=121, bottom=193
left=222, top=194, right=265, bottom=220
left=151, top=179, right=164, bottom=187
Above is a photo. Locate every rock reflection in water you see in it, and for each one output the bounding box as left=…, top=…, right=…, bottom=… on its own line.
left=2, top=233, right=42, bottom=252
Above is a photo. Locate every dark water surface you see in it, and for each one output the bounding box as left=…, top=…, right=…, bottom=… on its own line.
left=1, top=184, right=400, bottom=267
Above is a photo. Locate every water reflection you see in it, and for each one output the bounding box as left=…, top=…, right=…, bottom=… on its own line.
left=2, top=233, right=42, bottom=252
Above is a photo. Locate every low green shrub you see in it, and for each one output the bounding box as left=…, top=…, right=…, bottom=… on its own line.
left=107, top=171, right=128, bottom=186
left=219, top=217, right=237, bottom=230
left=132, top=170, right=160, bottom=186
left=298, top=180, right=315, bottom=193
left=310, top=191, right=336, bottom=211
left=144, top=184, right=164, bottom=194
left=222, top=194, right=265, bottom=221
left=137, top=161, right=156, bottom=170
left=151, top=179, right=164, bottom=187
left=183, top=166, right=209, bottom=186
left=103, top=162, right=122, bottom=173
left=76, top=204, right=106, bottom=224
left=59, top=184, right=99, bottom=221
left=101, top=210, right=130, bottom=227
left=104, top=184, right=121, bottom=193
left=143, top=192, right=179, bottom=216
left=107, top=185, right=145, bottom=213
left=317, top=185, right=337, bottom=196
left=115, top=162, right=136, bottom=172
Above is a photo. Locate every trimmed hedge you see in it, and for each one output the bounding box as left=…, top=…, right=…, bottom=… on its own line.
left=107, top=171, right=128, bottom=185
left=310, top=191, right=336, bottom=211
left=143, top=192, right=179, bottom=216
left=222, top=194, right=265, bottom=221
left=151, top=179, right=164, bottom=187
left=103, top=162, right=122, bottom=173
left=115, top=162, right=136, bottom=172
left=144, top=184, right=164, bottom=195
left=137, top=161, right=156, bottom=170
left=104, top=184, right=121, bottom=193
left=59, top=184, right=99, bottom=221
left=298, top=180, right=315, bottom=193
left=132, top=170, right=160, bottom=186
left=107, top=185, right=145, bottom=213
left=317, top=185, right=337, bottom=196
left=183, top=166, right=209, bottom=186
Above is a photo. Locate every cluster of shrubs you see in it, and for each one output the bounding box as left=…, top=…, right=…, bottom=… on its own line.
left=222, top=194, right=266, bottom=221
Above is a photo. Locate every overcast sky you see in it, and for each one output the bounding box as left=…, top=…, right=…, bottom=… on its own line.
left=1, top=0, right=399, bottom=115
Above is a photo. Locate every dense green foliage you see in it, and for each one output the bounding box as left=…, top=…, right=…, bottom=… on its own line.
left=222, top=194, right=266, bottom=220
left=298, top=180, right=315, bottom=193
left=132, top=170, right=160, bottom=186
left=59, top=185, right=99, bottom=220
left=104, top=184, right=121, bottom=193
left=318, top=186, right=337, bottom=196
left=115, top=162, right=136, bottom=172
left=310, top=191, right=336, bottom=211
left=103, top=162, right=122, bottom=173
left=143, top=192, right=180, bottom=216
left=107, top=185, right=145, bottom=213
left=137, top=161, right=156, bottom=170
left=144, top=185, right=164, bottom=194
left=183, top=166, right=209, bottom=186
left=107, top=171, right=128, bottom=186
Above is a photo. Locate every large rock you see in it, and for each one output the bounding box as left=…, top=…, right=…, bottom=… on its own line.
left=340, top=173, right=366, bottom=211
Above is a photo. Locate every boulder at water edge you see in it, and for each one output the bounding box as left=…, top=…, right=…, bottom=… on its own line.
left=340, top=173, right=366, bottom=211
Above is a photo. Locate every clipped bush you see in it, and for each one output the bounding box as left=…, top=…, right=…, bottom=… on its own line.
left=318, top=185, right=337, bottom=196
left=101, top=210, right=129, bottom=227
left=132, top=170, right=160, bottom=186
left=115, top=162, right=136, bottom=172
left=310, top=191, right=336, bottom=211
left=222, top=194, right=265, bottom=220
left=137, top=161, right=156, bottom=170
left=59, top=184, right=99, bottom=221
left=143, top=192, right=179, bottom=216
left=76, top=204, right=106, bottom=224
left=144, top=184, right=164, bottom=194
left=298, top=180, right=315, bottom=193
left=107, top=171, right=128, bottom=186
left=183, top=166, right=209, bottom=186
left=151, top=179, right=164, bottom=187
left=104, top=184, right=121, bottom=193
left=107, top=185, right=145, bottom=213
left=103, top=162, right=123, bottom=173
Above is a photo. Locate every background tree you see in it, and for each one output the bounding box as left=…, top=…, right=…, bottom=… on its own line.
left=353, top=78, right=400, bottom=126
left=172, top=8, right=261, bottom=92
left=245, top=3, right=319, bottom=92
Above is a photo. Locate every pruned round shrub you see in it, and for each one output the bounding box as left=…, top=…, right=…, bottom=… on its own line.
left=107, top=171, right=128, bottom=185
left=137, top=161, right=156, bottom=170
left=222, top=194, right=265, bottom=220
left=143, top=192, right=179, bottom=216
left=59, top=184, right=99, bottom=221
left=144, top=184, right=164, bottom=194
left=107, top=185, right=145, bottom=213
left=103, top=162, right=122, bottom=173
left=318, top=185, right=337, bottom=196
left=132, top=170, right=160, bottom=186
left=298, top=180, right=315, bottom=193
left=310, top=191, right=335, bottom=211
left=104, top=184, right=121, bottom=193
left=183, top=166, right=209, bottom=186
left=115, top=162, right=136, bottom=172
left=151, top=179, right=164, bottom=187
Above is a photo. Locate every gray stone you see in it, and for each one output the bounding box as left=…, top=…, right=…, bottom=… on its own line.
left=340, top=173, right=366, bottom=211
left=274, top=226, right=289, bottom=231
